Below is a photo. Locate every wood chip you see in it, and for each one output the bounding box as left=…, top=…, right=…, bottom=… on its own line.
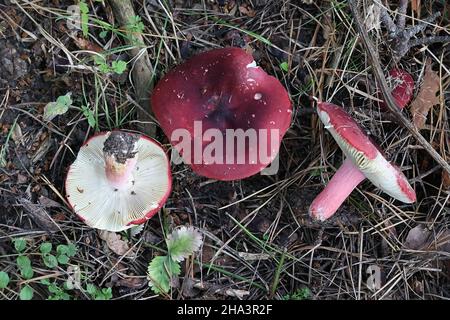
left=98, top=230, right=133, bottom=256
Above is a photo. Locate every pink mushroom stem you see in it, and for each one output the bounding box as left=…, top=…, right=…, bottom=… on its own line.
left=104, top=154, right=137, bottom=189
left=309, top=158, right=366, bottom=221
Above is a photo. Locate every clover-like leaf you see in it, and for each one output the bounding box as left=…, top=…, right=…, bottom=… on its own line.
left=20, top=285, right=34, bottom=300
left=0, top=272, right=9, bottom=289
left=40, top=242, right=52, bottom=254
left=166, top=226, right=203, bottom=262
left=14, top=238, right=27, bottom=253
left=147, top=255, right=180, bottom=294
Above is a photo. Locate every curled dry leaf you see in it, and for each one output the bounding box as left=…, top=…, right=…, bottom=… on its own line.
left=405, top=225, right=450, bottom=253
left=98, top=230, right=132, bottom=256
left=405, top=225, right=430, bottom=250
left=409, top=63, right=440, bottom=129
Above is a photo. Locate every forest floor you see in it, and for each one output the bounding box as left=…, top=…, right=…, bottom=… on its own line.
left=0, top=0, right=449, bottom=300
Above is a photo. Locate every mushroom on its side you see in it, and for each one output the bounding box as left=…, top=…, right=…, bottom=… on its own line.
left=65, top=131, right=172, bottom=232
left=310, top=102, right=416, bottom=221
left=151, top=47, right=292, bottom=180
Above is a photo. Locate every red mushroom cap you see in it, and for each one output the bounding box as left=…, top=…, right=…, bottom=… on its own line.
left=317, top=102, right=416, bottom=203
left=379, top=68, right=414, bottom=110
left=152, top=47, right=292, bottom=180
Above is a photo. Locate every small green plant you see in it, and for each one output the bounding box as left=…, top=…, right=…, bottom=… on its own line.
left=147, top=226, right=203, bottom=294
left=81, top=104, right=96, bottom=128
left=86, top=284, right=113, bottom=300
left=79, top=0, right=89, bottom=37
left=13, top=238, right=34, bottom=300
left=126, top=15, right=145, bottom=34
left=39, top=242, right=77, bottom=268
left=43, top=92, right=73, bottom=121
left=94, top=55, right=127, bottom=75
left=282, top=287, right=312, bottom=300
left=0, top=271, right=10, bottom=289
left=40, top=279, right=72, bottom=300
left=280, top=61, right=289, bottom=72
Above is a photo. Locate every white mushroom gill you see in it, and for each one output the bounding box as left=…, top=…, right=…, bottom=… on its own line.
left=66, top=134, right=171, bottom=232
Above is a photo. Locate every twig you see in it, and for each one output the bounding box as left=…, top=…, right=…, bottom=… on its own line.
left=108, top=0, right=156, bottom=137
left=348, top=0, right=450, bottom=175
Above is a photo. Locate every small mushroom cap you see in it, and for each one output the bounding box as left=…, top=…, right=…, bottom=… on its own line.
left=65, top=132, right=172, bottom=232
left=378, top=68, right=414, bottom=110
left=152, top=47, right=292, bottom=180
left=317, top=102, right=416, bottom=203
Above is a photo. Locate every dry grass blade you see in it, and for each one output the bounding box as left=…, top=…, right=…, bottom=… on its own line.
left=348, top=0, right=450, bottom=175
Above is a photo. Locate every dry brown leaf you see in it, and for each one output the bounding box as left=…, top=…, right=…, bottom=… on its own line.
left=409, top=63, right=440, bottom=129
left=98, top=230, right=131, bottom=256
left=116, top=277, right=147, bottom=289
left=442, top=170, right=450, bottom=190
left=405, top=225, right=430, bottom=250
left=238, top=5, right=256, bottom=17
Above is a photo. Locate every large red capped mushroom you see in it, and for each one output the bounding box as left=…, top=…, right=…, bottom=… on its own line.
left=151, top=47, right=292, bottom=180
left=310, top=102, right=416, bottom=221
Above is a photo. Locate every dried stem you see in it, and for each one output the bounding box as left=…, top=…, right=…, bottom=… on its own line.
left=349, top=0, right=450, bottom=175
left=108, top=0, right=156, bottom=137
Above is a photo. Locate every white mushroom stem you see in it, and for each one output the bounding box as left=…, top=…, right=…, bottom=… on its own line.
left=309, top=158, right=366, bottom=221
left=104, top=152, right=138, bottom=190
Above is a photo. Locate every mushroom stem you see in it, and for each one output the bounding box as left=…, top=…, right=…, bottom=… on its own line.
left=102, top=131, right=140, bottom=190
left=104, top=154, right=137, bottom=189
left=309, top=158, right=366, bottom=221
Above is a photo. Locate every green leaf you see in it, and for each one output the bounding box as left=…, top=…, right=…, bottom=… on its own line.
left=40, top=279, right=51, bottom=286
left=0, top=271, right=10, bottom=289
left=81, top=105, right=96, bottom=128
left=48, top=283, right=60, bottom=294
left=79, top=0, right=89, bottom=37
left=14, top=238, right=27, bottom=252
left=280, top=61, right=289, bottom=72
left=99, top=30, right=108, bottom=39
left=43, top=93, right=72, bottom=121
left=16, top=255, right=31, bottom=269
left=67, top=243, right=77, bottom=257
left=40, top=242, right=52, bottom=254
left=126, top=15, right=144, bottom=34
left=98, top=288, right=112, bottom=300
left=166, top=226, right=203, bottom=262
left=43, top=254, right=58, bottom=268
left=21, top=267, right=34, bottom=280
left=57, top=254, right=70, bottom=265
left=56, top=244, right=69, bottom=255
left=20, top=285, right=34, bottom=300
left=111, top=60, right=127, bottom=75
left=147, top=255, right=180, bottom=294
left=86, top=284, right=96, bottom=295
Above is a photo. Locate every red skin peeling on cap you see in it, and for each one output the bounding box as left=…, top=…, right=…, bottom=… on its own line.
left=65, top=132, right=172, bottom=228
left=379, top=68, right=414, bottom=110
left=317, top=102, right=378, bottom=160
left=151, top=47, right=292, bottom=180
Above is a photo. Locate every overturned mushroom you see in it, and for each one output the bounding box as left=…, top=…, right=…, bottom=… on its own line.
left=65, top=131, right=172, bottom=231
left=151, top=47, right=292, bottom=180
left=310, top=102, right=416, bottom=221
